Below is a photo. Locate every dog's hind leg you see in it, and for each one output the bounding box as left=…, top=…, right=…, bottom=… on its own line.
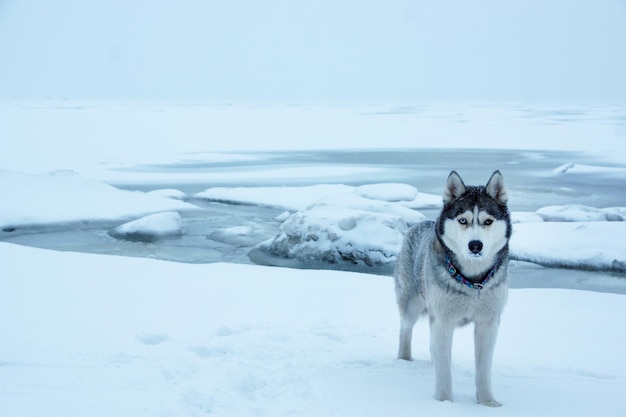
left=397, top=295, right=423, bottom=361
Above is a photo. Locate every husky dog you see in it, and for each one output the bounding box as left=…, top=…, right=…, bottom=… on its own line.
left=394, top=170, right=510, bottom=407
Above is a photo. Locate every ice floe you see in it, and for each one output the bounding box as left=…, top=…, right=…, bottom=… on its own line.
left=510, top=221, right=626, bottom=272
left=0, top=169, right=197, bottom=229
left=109, top=212, right=183, bottom=242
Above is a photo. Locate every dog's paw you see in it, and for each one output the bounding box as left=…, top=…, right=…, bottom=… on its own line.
left=434, top=392, right=453, bottom=403
left=478, top=398, right=502, bottom=407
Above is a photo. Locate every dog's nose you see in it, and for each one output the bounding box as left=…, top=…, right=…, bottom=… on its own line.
left=468, top=240, right=483, bottom=254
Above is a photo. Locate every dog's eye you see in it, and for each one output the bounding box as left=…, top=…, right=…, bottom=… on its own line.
left=458, top=218, right=468, bottom=225
left=484, top=219, right=493, bottom=226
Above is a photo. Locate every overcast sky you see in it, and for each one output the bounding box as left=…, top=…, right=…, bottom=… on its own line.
left=1, top=0, right=625, bottom=102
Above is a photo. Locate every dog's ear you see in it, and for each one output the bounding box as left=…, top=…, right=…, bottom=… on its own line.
left=443, top=170, right=466, bottom=204
left=485, top=170, right=508, bottom=205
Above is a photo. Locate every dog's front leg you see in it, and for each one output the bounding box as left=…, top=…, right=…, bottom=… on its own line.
left=430, top=317, right=454, bottom=402
left=474, top=318, right=502, bottom=407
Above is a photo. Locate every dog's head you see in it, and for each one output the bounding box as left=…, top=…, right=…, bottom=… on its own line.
left=437, top=170, right=511, bottom=265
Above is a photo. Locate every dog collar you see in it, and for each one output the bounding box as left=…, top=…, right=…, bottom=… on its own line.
left=445, top=255, right=501, bottom=299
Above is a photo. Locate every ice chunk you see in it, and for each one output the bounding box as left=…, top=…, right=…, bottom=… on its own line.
left=257, top=203, right=425, bottom=268
left=109, top=212, right=183, bottom=242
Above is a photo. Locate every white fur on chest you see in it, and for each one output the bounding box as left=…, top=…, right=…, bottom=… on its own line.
left=423, top=270, right=508, bottom=326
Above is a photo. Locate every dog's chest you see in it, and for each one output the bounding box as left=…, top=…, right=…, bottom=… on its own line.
left=425, top=276, right=507, bottom=325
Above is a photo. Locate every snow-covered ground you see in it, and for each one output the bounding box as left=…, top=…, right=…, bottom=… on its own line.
left=1, top=243, right=625, bottom=417
left=1, top=101, right=626, bottom=415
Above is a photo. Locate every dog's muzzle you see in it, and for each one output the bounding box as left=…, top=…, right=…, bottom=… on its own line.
left=468, top=240, right=483, bottom=254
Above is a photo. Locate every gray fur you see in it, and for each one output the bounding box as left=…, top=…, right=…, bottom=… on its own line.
left=394, top=170, right=511, bottom=407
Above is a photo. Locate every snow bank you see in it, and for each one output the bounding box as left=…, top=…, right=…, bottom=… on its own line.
left=108, top=212, right=183, bottom=242
left=535, top=204, right=625, bottom=222
left=0, top=169, right=197, bottom=229
left=508, top=204, right=626, bottom=270
left=1, top=243, right=625, bottom=417
left=510, top=222, right=626, bottom=272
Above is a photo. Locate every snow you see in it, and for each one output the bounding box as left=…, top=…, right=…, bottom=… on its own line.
left=196, top=182, right=626, bottom=272
left=195, top=184, right=442, bottom=211
left=510, top=222, right=626, bottom=272
left=98, top=165, right=392, bottom=186
left=535, top=204, right=625, bottom=222
left=258, top=203, right=419, bottom=269
left=108, top=212, right=183, bottom=242
left=355, top=183, right=418, bottom=202
left=1, top=243, right=625, bottom=417
left=261, top=206, right=626, bottom=272
left=2, top=102, right=626, bottom=177
left=275, top=211, right=291, bottom=222
left=507, top=205, right=626, bottom=271
left=146, top=189, right=187, bottom=200
left=196, top=184, right=357, bottom=211
left=209, top=226, right=270, bottom=247
left=198, top=184, right=428, bottom=269
left=553, top=162, right=626, bottom=175
left=0, top=169, right=197, bottom=229
left=510, top=211, right=544, bottom=224
left=1, top=100, right=626, bottom=415
left=2, top=166, right=624, bottom=273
